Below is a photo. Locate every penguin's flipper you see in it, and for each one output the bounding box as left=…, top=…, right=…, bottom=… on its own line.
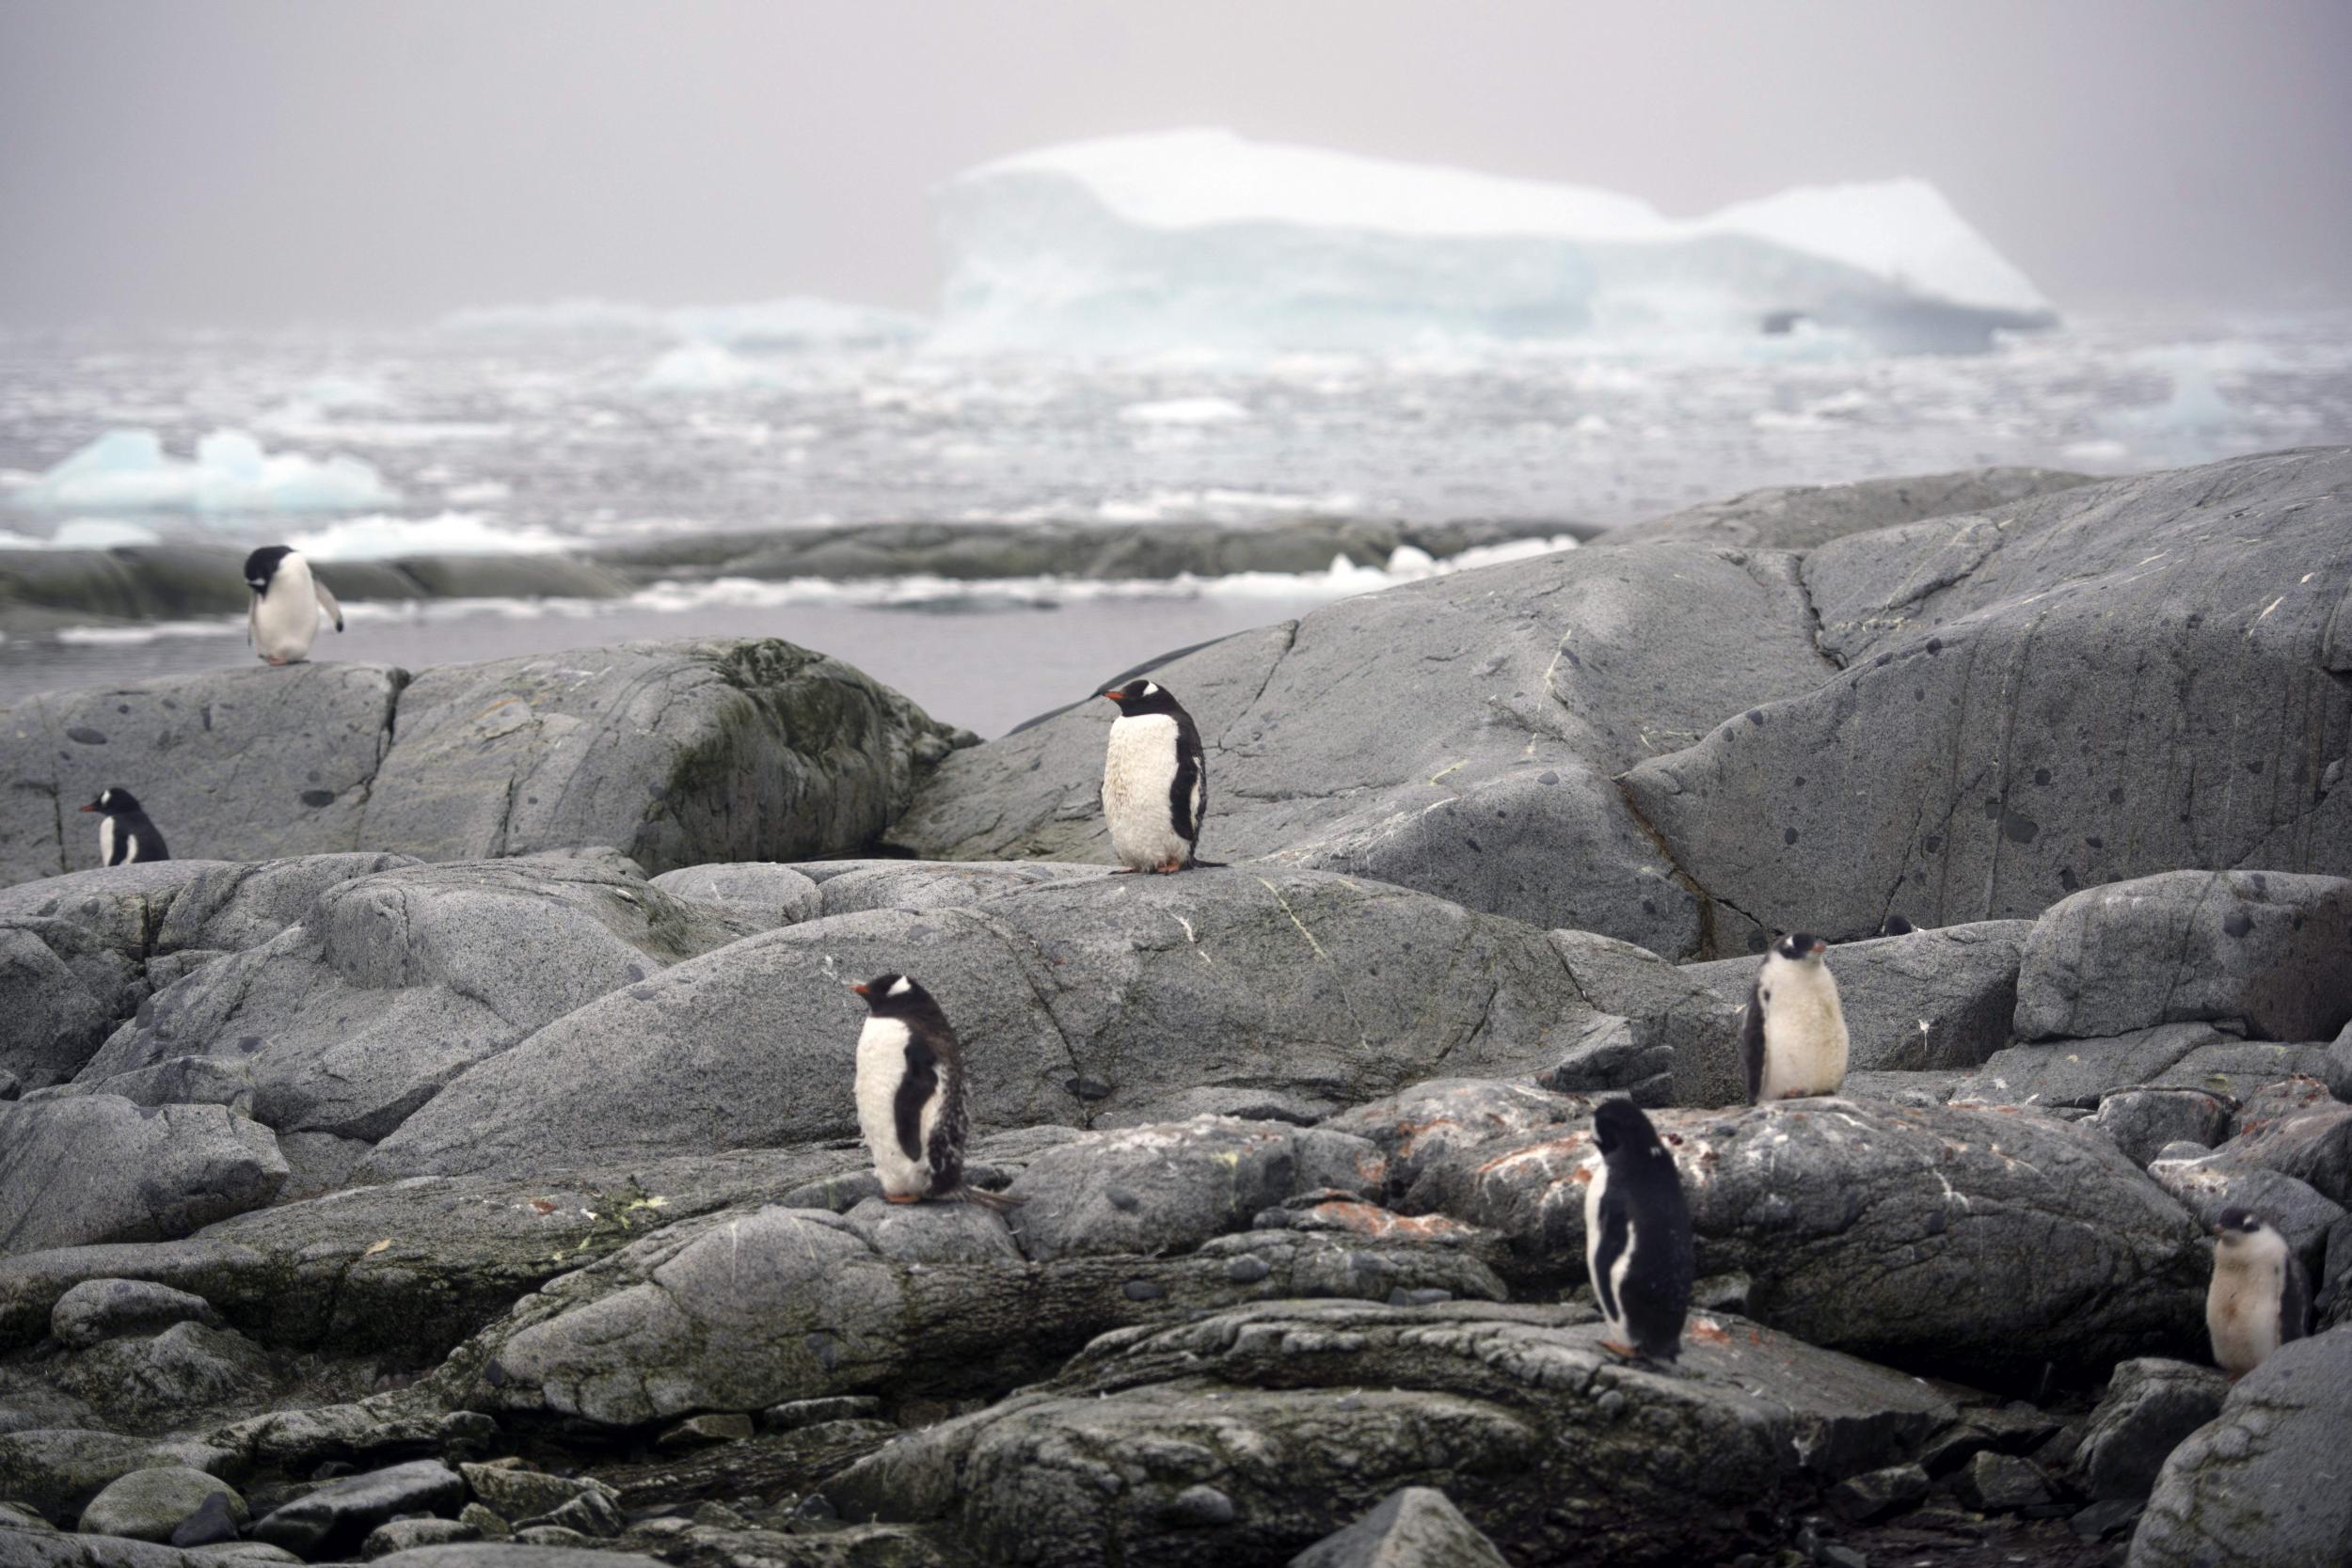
left=1168, top=724, right=1204, bottom=843
left=893, top=1035, right=939, bottom=1164
left=1589, top=1191, right=1629, bottom=1323
left=1740, top=979, right=1766, bottom=1106
left=314, top=578, right=344, bottom=632
left=2283, top=1252, right=2314, bottom=1343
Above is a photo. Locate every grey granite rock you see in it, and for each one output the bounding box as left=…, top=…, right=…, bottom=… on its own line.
left=361, top=867, right=1608, bottom=1180
left=2208, top=1084, right=2352, bottom=1205
left=1320, top=1079, right=1588, bottom=1200
left=2148, top=1150, right=2345, bottom=1274
left=1407, top=1096, right=2206, bottom=1381
left=1286, top=1485, right=1508, bottom=1567
left=78, top=1470, right=246, bottom=1544
left=71, top=857, right=756, bottom=1147
left=825, top=1299, right=1952, bottom=1565
left=2014, top=871, right=2352, bottom=1043
left=2131, top=1325, right=2352, bottom=1568
left=644, top=863, right=821, bottom=928
left=1623, top=451, right=2352, bottom=948
left=1603, top=467, right=2093, bottom=551
left=52, top=1321, right=276, bottom=1429
left=2079, top=1358, right=2228, bottom=1502
left=361, top=1518, right=480, bottom=1558
left=51, top=1279, right=219, bottom=1349
left=2085, top=1090, right=2236, bottom=1167
left=0, top=1098, right=284, bottom=1254
left=0, top=1430, right=240, bottom=1522
left=454, top=1466, right=616, bottom=1528
left=1952, top=1023, right=2239, bottom=1110
left=250, top=1459, right=466, bottom=1558
left=890, top=541, right=1854, bottom=957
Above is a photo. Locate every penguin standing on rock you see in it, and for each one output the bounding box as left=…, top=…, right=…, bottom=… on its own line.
left=850, top=974, right=1022, bottom=1212
left=79, top=788, right=169, bottom=865
left=1099, top=677, right=1214, bottom=873
left=1583, top=1099, right=1695, bottom=1364
left=245, top=546, right=343, bottom=666
left=1741, top=932, right=1850, bottom=1103
left=2207, top=1207, right=2311, bottom=1380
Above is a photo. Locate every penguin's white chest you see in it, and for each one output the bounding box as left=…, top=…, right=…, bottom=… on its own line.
left=98, top=816, right=117, bottom=865
left=2208, top=1247, right=2284, bottom=1375
left=1103, top=714, right=1188, bottom=870
left=254, top=556, right=322, bottom=663
left=854, top=1017, right=944, bottom=1197
left=1760, top=961, right=1849, bottom=1100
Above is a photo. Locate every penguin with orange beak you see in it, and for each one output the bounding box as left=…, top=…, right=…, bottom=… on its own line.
left=1740, top=931, right=1850, bottom=1103
left=1098, top=677, right=1210, bottom=873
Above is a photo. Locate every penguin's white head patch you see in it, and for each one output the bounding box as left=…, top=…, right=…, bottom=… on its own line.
left=887, top=975, right=913, bottom=997
left=1140, top=681, right=1159, bottom=696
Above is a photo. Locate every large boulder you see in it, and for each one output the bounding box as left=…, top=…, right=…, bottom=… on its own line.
left=0, top=640, right=973, bottom=892
left=824, top=1298, right=1955, bottom=1566
left=888, top=541, right=1850, bottom=958
left=2130, top=1325, right=2352, bottom=1568
left=0, top=1098, right=284, bottom=1255
left=1288, top=1486, right=1509, bottom=1568
left=1676, top=920, right=2030, bottom=1070
left=356, top=640, right=969, bottom=873
left=1404, top=1095, right=2208, bottom=1382
left=0, top=665, right=404, bottom=888
left=0, top=1428, right=240, bottom=1523
left=360, top=867, right=1608, bottom=1180
left=2078, top=1358, right=2228, bottom=1502
left=1622, top=450, right=2352, bottom=950
left=2012, top=871, right=2352, bottom=1043
left=1600, top=466, right=2092, bottom=551
left=69, top=858, right=758, bottom=1148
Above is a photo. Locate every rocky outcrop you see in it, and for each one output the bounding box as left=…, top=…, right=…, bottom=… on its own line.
left=2130, top=1325, right=2352, bottom=1568
left=1287, top=1487, right=1509, bottom=1567
left=1623, top=450, right=2352, bottom=949
left=360, top=867, right=1609, bottom=1180
left=1598, top=467, right=2091, bottom=551
left=1400, top=1097, right=2207, bottom=1382
left=68, top=858, right=759, bottom=1149
left=2078, top=1358, right=2227, bottom=1502
left=0, top=1098, right=284, bottom=1255
left=824, top=1298, right=1954, bottom=1566
left=889, top=540, right=1847, bottom=958
left=0, top=640, right=972, bottom=889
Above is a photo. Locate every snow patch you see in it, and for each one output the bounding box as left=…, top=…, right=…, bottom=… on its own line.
left=287, top=512, right=572, bottom=560
left=1117, top=395, right=1252, bottom=425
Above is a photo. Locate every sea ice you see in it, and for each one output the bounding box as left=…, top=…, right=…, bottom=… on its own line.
left=1117, top=395, right=1252, bottom=424
left=0, top=517, right=164, bottom=550
left=8, top=430, right=396, bottom=513
left=640, top=341, right=781, bottom=392
left=933, top=129, right=2056, bottom=356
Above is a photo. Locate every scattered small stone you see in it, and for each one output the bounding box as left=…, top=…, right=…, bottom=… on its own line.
left=1826, top=1464, right=1930, bottom=1524
left=2070, top=1499, right=2144, bottom=1540
left=692, top=1501, right=752, bottom=1530
left=1225, top=1256, right=1273, bottom=1284
left=170, top=1490, right=245, bottom=1548
left=761, top=1395, right=883, bottom=1432
left=1121, top=1279, right=1167, bottom=1301
left=456, top=1501, right=511, bottom=1539
left=1387, top=1287, right=1453, bottom=1307
left=792, top=1492, right=838, bottom=1524
left=517, top=1488, right=625, bottom=1539
left=2078, top=1358, right=2227, bottom=1501
left=657, top=1412, right=755, bottom=1449
left=1595, top=1391, right=1628, bottom=1421
left=1816, top=1544, right=1868, bottom=1568
left=1952, top=1451, right=2053, bottom=1513
left=360, top=1516, right=479, bottom=1557
left=250, top=1459, right=467, bottom=1559
left=81, top=1469, right=246, bottom=1544
left=1162, top=1485, right=1236, bottom=1528
left=1250, top=1207, right=1292, bottom=1229
left=514, top=1524, right=593, bottom=1546
left=458, top=1463, right=616, bottom=1526
left=50, top=1278, right=219, bottom=1349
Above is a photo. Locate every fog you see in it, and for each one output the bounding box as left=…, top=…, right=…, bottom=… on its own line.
left=2, top=0, right=2347, bottom=327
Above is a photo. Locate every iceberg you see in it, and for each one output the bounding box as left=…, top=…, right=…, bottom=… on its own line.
left=933, top=129, right=2056, bottom=356
left=286, top=512, right=573, bottom=560
left=8, top=430, right=396, bottom=514
left=439, top=294, right=929, bottom=350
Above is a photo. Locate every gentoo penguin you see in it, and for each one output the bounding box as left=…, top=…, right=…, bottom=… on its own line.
left=1583, top=1098, right=1695, bottom=1364
left=2207, top=1207, right=2311, bottom=1380
left=850, top=974, right=1020, bottom=1211
left=245, top=546, right=343, bottom=666
left=1877, top=913, right=1915, bottom=937
left=1742, top=931, right=1850, bottom=1103
left=79, top=788, right=170, bottom=866
left=1100, top=676, right=1210, bottom=874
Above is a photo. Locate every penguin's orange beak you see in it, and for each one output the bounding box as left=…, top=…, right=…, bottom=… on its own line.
left=850, top=982, right=870, bottom=997
left=1809, top=939, right=1828, bottom=957
left=77, top=802, right=97, bottom=813
left=1102, top=690, right=1122, bottom=703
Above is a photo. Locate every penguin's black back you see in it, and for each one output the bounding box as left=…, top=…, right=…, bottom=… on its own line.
left=1592, top=1101, right=1695, bottom=1361
left=117, top=807, right=170, bottom=865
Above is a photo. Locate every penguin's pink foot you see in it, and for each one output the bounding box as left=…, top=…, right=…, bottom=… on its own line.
left=1152, top=860, right=1184, bottom=875
left=1599, top=1338, right=1638, bottom=1359
left=882, top=1193, right=922, bottom=1205
left=1109, top=867, right=1141, bottom=875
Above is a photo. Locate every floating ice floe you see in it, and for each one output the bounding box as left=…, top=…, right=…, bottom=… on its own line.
left=1117, top=395, right=1252, bottom=425
left=933, top=129, right=2057, bottom=356
left=0, top=518, right=165, bottom=550
left=440, top=294, right=930, bottom=350
left=640, top=341, right=783, bottom=393
left=8, top=430, right=396, bottom=513
left=287, top=512, right=572, bottom=560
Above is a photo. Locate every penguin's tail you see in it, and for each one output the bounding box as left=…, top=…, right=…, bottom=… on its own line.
left=1184, top=856, right=1229, bottom=869
left=950, top=1184, right=1028, bottom=1213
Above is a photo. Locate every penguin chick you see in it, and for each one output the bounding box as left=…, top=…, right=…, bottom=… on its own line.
left=1584, top=1098, right=1695, bottom=1365
left=245, top=546, right=343, bottom=666
left=1100, top=677, right=1212, bottom=873
left=850, top=974, right=1022, bottom=1212
left=1742, top=932, right=1849, bottom=1103
left=79, top=787, right=170, bottom=866
left=2207, top=1206, right=2311, bottom=1380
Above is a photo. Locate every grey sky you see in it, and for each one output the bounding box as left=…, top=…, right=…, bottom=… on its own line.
left=2, top=0, right=2346, bottom=328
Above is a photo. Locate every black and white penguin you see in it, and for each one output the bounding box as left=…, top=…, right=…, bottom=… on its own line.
left=1100, top=677, right=1208, bottom=874
left=2207, top=1207, right=2311, bottom=1380
left=78, top=788, right=170, bottom=866
left=850, top=974, right=1020, bottom=1211
left=245, top=546, right=343, bottom=666
left=1583, top=1098, right=1695, bottom=1364
left=1741, top=931, right=1850, bottom=1103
